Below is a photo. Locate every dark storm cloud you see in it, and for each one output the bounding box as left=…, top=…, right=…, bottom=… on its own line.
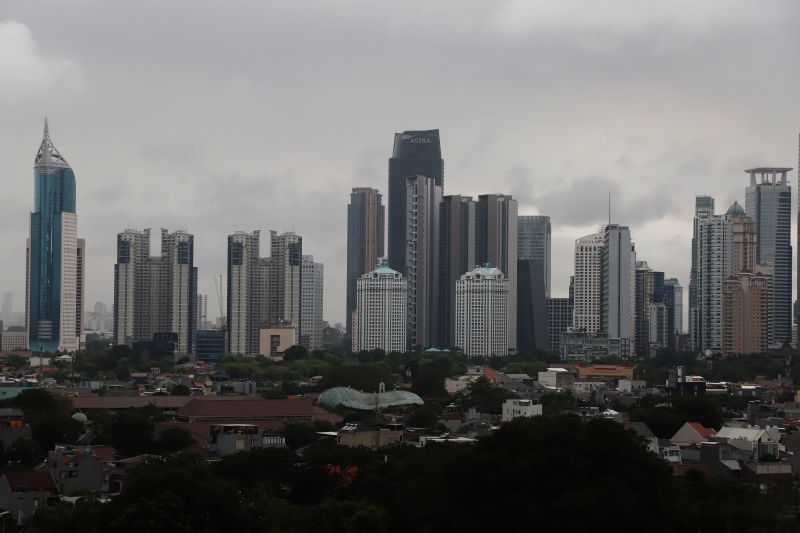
left=2, top=1, right=800, bottom=320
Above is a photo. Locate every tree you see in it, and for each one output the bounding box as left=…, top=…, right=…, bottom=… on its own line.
left=5, top=354, right=26, bottom=371
left=283, top=345, right=309, bottom=363
left=4, top=389, right=83, bottom=451
left=170, top=384, right=191, bottom=396
left=154, top=426, right=197, bottom=454
left=410, top=364, right=447, bottom=398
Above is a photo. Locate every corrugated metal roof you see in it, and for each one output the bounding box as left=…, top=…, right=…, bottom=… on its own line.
left=318, top=387, right=424, bottom=410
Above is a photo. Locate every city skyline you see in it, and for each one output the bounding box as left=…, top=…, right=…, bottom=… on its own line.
left=2, top=2, right=800, bottom=327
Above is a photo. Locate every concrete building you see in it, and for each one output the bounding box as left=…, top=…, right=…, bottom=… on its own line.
left=546, top=276, right=573, bottom=352
left=1, top=331, right=29, bottom=351
left=745, top=167, right=792, bottom=345
left=405, top=175, right=441, bottom=348
left=346, top=187, right=384, bottom=338
left=195, top=329, right=226, bottom=364
left=538, top=368, right=574, bottom=391
left=600, top=225, right=635, bottom=353
left=438, top=195, right=475, bottom=347
left=259, top=325, right=297, bottom=358
left=573, top=233, right=603, bottom=334
left=300, top=255, right=324, bottom=350
left=689, top=197, right=734, bottom=354
left=518, top=216, right=551, bottom=297
left=355, top=259, right=407, bottom=353
left=455, top=265, right=508, bottom=358
left=114, top=228, right=197, bottom=355
left=26, top=120, right=85, bottom=352
left=476, top=194, right=518, bottom=351
left=502, top=399, right=542, bottom=422
left=723, top=271, right=770, bottom=356
left=227, top=230, right=306, bottom=355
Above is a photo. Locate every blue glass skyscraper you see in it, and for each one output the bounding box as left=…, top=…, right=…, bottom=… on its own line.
left=27, top=120, right=85, bottom=352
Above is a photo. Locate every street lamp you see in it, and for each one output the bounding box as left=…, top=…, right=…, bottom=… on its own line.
left=0, top=510, right=10, bottom=533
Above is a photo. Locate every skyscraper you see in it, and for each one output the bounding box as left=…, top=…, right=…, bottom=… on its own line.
left=356, top=259, right=407, bottom=353
left=689, top=197, right=734, bottom=354
left=346, top=188, right=384, bottom=339
left=405, top=175, right=441, bottom=348
left=723, top=271, right=769, bottom=356
left=664, top=278, right=683, bottom=336
left=517, top=259, right=549, bottom=354
left=438, top=194, right=475, bottom=347
left=387, top=129, right=443, bottom=275
left=745, top=167, right=792, bottom=345
left=547, top=276, right=573, bottom=351
left=300, top=255, right=324, bottom=350
left=226, top=230, right=305, bottom=355
left=476, top=194, right=518, bottom=352
left=227, top=230, right=263, bottom=355
left=573, top=232, right=604, bottom=333
left=518, top=216, right=551, bottom=297
left=27, top=120, right=85, bottom=352
left=114, top=228, right=196, bottom=355
left=455, top=265, right=509, bottom=358
left=600, top=225, right=635, bottom=348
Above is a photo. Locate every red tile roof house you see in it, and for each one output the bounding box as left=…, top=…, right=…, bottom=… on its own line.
left=669, top=422, right=717, bottom=446
left=0, top=471, right=59, bottom=526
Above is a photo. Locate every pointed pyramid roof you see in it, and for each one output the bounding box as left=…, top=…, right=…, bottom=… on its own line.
left=34, top=118, right=70, bottom=169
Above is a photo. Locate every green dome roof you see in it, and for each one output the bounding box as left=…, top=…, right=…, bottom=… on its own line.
left=72, top=412, right=88, bottom=422
left=727, top=201, right=745, bottom=215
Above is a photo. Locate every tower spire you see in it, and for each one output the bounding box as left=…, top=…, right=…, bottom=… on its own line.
left=35, top=118, right=69, bottom=168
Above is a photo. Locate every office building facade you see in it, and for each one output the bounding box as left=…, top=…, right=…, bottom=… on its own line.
left=547, top=276, right=573, bottom=352
left=518, top=216, right=551, bottom=297
left=26, top=120, right=85, bottom=352
left=723, top=271, right=769, bottom=356
left=455, top=265, right=509, bottom=358
left=346, top=188, right=384, bottom=337
left=664, top=278, right=683, bottom=336
left=387, top=129, right=443, bottom=275
left=517, top=259, right=549, bottom=353
left=476, top=194, right=518, bottom=351
left=438, top=195, right=475, bottom=347
left=114, top=228, right=197, bottom=355
left=356, top=259, right=407, bottom=353
left=573, top=233, right=604, bottom=333
left=745, top=167, right=792, bottom=345
left=600, top=225, right=635, bottom=349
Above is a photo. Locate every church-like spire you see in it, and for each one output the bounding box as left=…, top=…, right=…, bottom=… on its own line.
left=34, top=118, right=70, bottom=168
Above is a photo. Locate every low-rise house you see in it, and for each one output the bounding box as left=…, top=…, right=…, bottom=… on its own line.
left=209, top=423, right=286, bottom=456
left=624, top=422, right=658, bottom=455
left=670, top=422, right=717, bottom=446
left=714, top=426, right=780, bottom=459
left=502, top=399, right=542, bottom=422
left=0, top=408, right=30, bottom=449
left=538, top=368, right=574, bottom=391
left=35, top=448, right=103, bottom=494
left=740, top=461, right=792, bottom=486
left=573, top=377, right=613, bottom=394
left=319, top=422, right=404, bottom=450
left=0, top=472, right=59, bottom=525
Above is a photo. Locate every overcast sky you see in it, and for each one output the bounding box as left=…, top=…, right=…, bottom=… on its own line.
left=2, top=1, right=799, bottom=328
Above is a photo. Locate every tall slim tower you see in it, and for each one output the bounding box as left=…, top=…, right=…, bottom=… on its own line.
left=476, top=194, right=518, bottom=352
left=346, top=188, right=384, bottom=338
left=689, top=196, right=734, bottom=354
left=27, top=120, right=85, bottom=352
left=745, top=167, right=792, bottom=345
left=227, top=230, right=263, bottom=355
left=387, top=129, right=443, bottom=275
left=518, top=216, right=551, bottom=297
left=300, top=255, right=324, bottom=350
left=438, top=195, right=475, bottom=347
left=268, top=231, right=302, bottom=328
left=600, top=225, right=635, bottom=347
left=405, top=175, right=441, bottom=348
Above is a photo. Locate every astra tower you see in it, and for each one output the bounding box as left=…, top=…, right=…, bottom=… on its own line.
left=27, top=120, right=85, bottom=352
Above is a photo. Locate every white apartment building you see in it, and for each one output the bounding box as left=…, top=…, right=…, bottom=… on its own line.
left=573, top=233, right=603, bottom=333
left=502, top=399, right=542, bottom=422
left=689, top=197, right=734, bottom=354
left=455, top=265, right=508, bottom=358
left=300, top=255, right=324, bottom=350
left=356, top=259, right=407, bottom=353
